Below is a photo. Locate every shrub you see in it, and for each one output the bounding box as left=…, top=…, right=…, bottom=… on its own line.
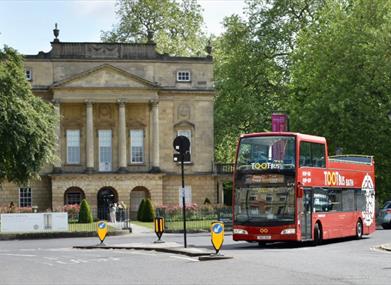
left=63, top=204, right=80, bottom=221
left=137, top=199, right=145, bottom=221
left=142, top=199, right=155, bottom=222
left=78, top=199, right=93, bottom=223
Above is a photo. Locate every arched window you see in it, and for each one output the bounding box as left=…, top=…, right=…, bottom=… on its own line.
left=64, top=187, right=85, bottom=205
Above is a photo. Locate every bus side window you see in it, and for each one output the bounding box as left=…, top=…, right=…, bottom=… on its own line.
left=328, top=189, right=342, bottom=211
left=299, top=142, right=326, bottom=168
left=355, top=189, right=366, bottom=211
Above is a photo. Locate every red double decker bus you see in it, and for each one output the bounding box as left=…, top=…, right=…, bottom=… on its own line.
left=232, top=132, right=376, bottom=245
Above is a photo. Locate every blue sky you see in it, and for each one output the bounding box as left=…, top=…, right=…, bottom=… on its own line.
left=0, top=0, right=246, bottom=55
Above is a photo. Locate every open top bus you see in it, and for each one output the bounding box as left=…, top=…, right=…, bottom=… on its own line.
left=232, top=132, right=375, bottom=245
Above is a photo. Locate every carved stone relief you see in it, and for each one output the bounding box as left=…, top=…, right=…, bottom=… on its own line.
left=98, top=105, right=113, bottom=120
left=86, top=44, right=119, bottom=58
left=177, top=103, right=191, bottom=120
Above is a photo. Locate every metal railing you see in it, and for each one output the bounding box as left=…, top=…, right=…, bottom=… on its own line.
left=214, top=163, right=234, bottom=175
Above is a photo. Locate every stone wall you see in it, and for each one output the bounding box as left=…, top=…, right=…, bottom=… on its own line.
left=162, top=175, right=217, bottom=206
left=0, top=177, right=51, bottom=211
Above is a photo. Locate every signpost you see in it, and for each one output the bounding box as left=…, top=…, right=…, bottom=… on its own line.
left=211, top=222, right=224, bottom=255
left=97, top=221, right=108, bottom=245
left=154, top=217, right=165, bottom=243
left=173, top=135, right=191, bottom=248
left=198, top=221, right=233, bottom=261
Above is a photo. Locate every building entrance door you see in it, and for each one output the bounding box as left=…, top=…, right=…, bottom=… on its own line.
left=301, top=188, right=313, bottom=240
left=97, top=187, right=117, bottom=220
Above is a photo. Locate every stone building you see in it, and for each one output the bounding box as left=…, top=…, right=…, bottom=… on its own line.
left=0, top=33, right=217, bottom=218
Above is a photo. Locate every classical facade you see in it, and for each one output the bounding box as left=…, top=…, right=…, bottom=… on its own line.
left=0, top=35, right=217, bottom=218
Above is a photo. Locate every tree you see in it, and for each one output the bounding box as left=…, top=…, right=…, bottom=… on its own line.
left=0, top=47, right=57, bottom=185
left=78, top=199, right=93, bottom=223
left=142, top=198, right=155, bottom=222
left=137, top=199, right=145, bottom=221
left=101, top=0, right=207, bottom=56
left=290, top=0, right=391, bottom=201
left=213, top=0, right=325, bottom=162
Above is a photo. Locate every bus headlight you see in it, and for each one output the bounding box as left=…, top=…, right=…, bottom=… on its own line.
left=233, top=229, right=248, bottom=235
left=281, top=228, right=296, bottom=235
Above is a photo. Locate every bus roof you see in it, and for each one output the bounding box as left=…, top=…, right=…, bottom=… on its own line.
left=240, top=132, right=326, bottom=144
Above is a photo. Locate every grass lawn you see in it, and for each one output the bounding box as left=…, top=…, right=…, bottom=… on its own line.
left=68, top=222, right=116, bottom=232
left=131, top=221, right=154, bottom=229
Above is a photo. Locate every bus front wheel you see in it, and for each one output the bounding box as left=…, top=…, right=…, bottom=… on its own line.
left=356, top=220, right=363, bottom=239
left=313, top=223, right=322, bottom=246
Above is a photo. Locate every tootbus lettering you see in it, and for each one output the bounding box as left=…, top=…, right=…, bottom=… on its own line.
left=323, top=171, right=354, bottom=187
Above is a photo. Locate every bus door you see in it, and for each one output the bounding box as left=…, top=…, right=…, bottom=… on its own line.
left=301, top=188, right=313, bottom=240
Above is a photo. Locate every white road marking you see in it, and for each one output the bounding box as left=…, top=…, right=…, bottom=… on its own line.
left=56, top=261, right=67, bottom=264
left=39, top=262, right=54, bottom=266
left=169, top=255, right=198, bottom=262
left=0, top=253, right=36, bottom=257
left=44, top=257, right=58, bottom=260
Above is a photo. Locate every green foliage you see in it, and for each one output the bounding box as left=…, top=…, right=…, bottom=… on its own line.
left=137, top=199, right=145, bottom=221
left=213, top=0, right=325, bottom=162
left=141, top=198, right=155, bottom=222
left=101, top=0, right=207, bottom=56
left=290, top=0, right=391, bottom=202
left=78, top=199, right=93, bottom=223
left=0, top=46, right=57, bottom=185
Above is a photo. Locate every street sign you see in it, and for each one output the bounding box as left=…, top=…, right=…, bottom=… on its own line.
left=211, top=222, right=224, bottom=254
left=154, top=217, right=165, bottom=243
left=97, top=221, right=108, bottom=244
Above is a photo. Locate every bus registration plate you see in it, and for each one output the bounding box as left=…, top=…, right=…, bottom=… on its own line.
left=257, top=235, right=271, bottom=240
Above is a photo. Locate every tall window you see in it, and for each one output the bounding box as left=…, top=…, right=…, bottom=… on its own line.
left=25, top=68, right=32, bottom=81
left=19, top=187, right=32, bottom=207
left=130, top=129, right=144, bottom=163
left=177, top=130, right=191, bottom=162
left=66, top=130, right=80, bottom=164
left=99, top=130, right=112, bottom=171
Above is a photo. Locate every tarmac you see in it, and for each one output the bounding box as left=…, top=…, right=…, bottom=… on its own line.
left=74, top=222, right=216, bottom=258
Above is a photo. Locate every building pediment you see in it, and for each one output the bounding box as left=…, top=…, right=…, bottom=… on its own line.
left=51, top=64, right=157, bottom=90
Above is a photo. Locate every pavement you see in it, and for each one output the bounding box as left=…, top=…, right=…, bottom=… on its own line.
left=378, top=243, right=391, bottom=251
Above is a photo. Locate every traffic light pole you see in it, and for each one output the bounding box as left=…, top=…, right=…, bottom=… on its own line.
left=181, top=153, right=187, bottom=248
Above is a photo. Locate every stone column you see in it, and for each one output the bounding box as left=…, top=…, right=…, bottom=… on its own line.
left=118, top=101, right=128, bottom=173
left=53, top=99, right=62, bottom=173
left=217, top=179, right=224, bottom=205
left=86, top=101, right=94, bottom=173
left=150, top=100, right=160, bottom=172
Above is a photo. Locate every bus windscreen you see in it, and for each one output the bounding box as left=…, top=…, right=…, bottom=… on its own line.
left=236, top=136, right=295, bottom=171
left=234, top=136, right=296, bottom=226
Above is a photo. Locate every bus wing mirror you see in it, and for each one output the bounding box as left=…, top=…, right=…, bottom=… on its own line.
left=297, top=185, right=304, bottom=198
